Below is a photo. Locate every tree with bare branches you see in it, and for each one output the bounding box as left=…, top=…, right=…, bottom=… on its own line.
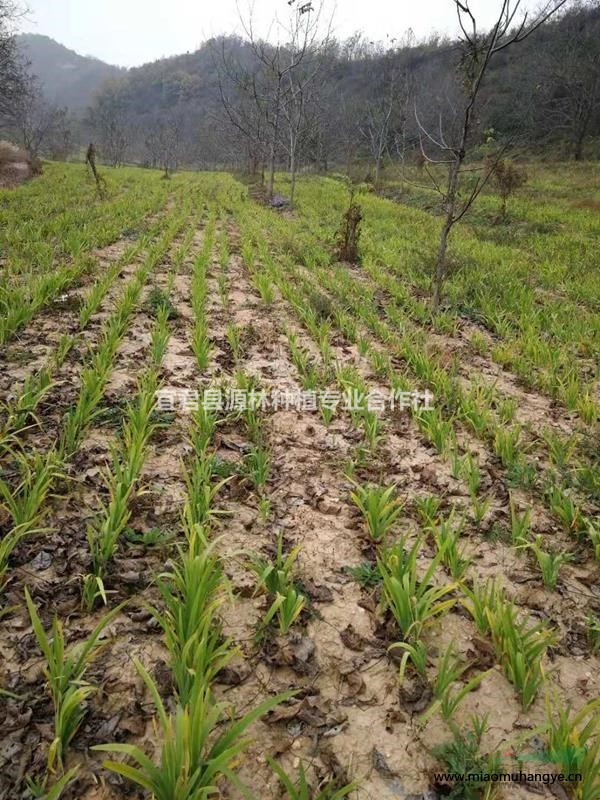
left=233, top=0, right=327, bottom=199
left=417, top=0, right=568, bottom=311
left=9, top=75, right=68, bottom=160
left=144, top=114, right=183, bottom=178
left=88, top=81, right=133, bottom=167
left=359, top=50, right=398, bottom=187
left=214, top=35, right=270, bottom=178
left=0, top=1, right=26, bottom=117
left=534, top=0, right=600, bottom=160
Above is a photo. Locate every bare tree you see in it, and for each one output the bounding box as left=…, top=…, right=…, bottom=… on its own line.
left=280, top=3, right=331, bottom=205
left=9, top=75, right=66, bottom=160
left=214, top=35, right=270, bottom=177
left=237, top=0, right=326, bottom=198
left=144, top=114, right=183, bottom=177
left=417, top=0, right=568, bottom=310
left=0, top=0, right=27, bottom=117
left=359, top=51, right=397, bottom=187
left=535, top=1, right=600, bottom=160
left=47, top=107, right=74, bottom=161
left=88, top=82, right=132, bottom=167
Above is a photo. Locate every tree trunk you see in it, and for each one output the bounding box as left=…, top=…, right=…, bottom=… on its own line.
left=433, top=158, right=461, bottom=311
left=289, top=131, right=297, bottom=207
left=267, top=79, right=282, bottom=199
left=573, top=130, right=585, bottom=161
left=573, top=106, right=592, bottom=161
left=433, top=219, right=451, bottom=312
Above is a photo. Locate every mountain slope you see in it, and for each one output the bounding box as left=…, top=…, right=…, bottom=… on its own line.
left=16, top=33, right=123, bottom=110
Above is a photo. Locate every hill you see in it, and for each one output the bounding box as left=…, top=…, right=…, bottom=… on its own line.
left=16, top=33, right=123, bottom=110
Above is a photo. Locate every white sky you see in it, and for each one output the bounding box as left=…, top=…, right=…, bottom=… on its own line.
left=20, top=0, right=544, bottom=67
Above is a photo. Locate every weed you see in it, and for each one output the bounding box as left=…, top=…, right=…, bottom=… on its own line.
left=94, top=658, right=287, bottom=797
left=509, top=494, right=531, bottom=548
left=147, top=286, right=177, bottom=319
left=432, top=715, right=501, bottom=800
left=539, top=695, right=600, bottom=800
left=350, top=482, right=403, bottom=543
left=345, top=561, right=382, bottom=588
left=378, top=536, right=457, bottom=644
left=506, top=459, right=536, bottom=490
left=25, top=589, right=121, bottom=770
left=414, top=494, right=443, bottom=529
left=125, top=527, right=174, bottom=547
left=528, top=535, right=570, bottom=590
left=487, top=598, right=557, bottom=709
left=433, top=517, right=472, bottom=580
left=268, top=758, right=357, bottom=799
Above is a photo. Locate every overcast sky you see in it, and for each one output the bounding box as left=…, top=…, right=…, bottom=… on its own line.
left=20, top=0, right=541, bottom=67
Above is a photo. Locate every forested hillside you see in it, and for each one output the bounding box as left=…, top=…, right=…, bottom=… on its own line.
left=6, top=3, right=599, bottom=172
left=16, top=33, right=122, bottom=110
left=85, top=1, right=599, bottom=171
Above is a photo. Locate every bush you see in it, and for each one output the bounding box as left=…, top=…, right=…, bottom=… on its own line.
left=487, top=157, right=527, bottom=218
left=0, top=140, right=36, bottom=188
left=336, top=190, right=362, bottom=264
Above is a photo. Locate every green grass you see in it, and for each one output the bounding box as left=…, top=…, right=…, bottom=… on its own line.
left=1, top=161, right=598, bottom=800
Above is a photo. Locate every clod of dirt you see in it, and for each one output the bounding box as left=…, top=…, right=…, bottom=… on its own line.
left=215, top=662, right=252, bottom=686
left=340, top=624, right=367, bottom=652
left=399, top=676, right=433, bottom=713
left=372, top=747, right=400, bottom=778
left=384, top=707, right=406, bottom=732
left=466, top=636, right=497, bottom=669
left=28, top=551, right=52, bottom=571
left=265, top=695, right=348, bottom=737
left=303, top=578, right=334, bottom=604
left=406, top=791, right=442, bottom=800
left=318, top=744, right=354, bottom=792
left=265, top=633, right=316, bottom=675
left=339, top=666, right=367, bottom=701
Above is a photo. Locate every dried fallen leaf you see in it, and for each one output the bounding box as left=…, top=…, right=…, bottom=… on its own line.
left=340, top=624, right=366, bottom=652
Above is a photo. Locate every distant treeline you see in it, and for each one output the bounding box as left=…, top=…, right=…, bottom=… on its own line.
left=3, top=1, right=599, bottom=173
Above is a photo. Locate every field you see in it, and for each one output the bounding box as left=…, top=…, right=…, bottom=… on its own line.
left=0, top=161, right=598, bottom=800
